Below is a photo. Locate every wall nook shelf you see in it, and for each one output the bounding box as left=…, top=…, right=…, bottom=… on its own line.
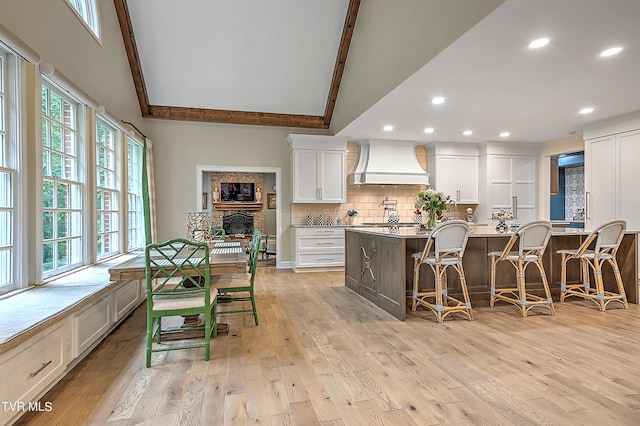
left=212, top=202, right=263, bottom=211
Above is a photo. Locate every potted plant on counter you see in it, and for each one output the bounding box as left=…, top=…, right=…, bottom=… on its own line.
left=415, top=189, right=451, bottom=229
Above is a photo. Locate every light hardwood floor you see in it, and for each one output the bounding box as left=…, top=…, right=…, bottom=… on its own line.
left=15, top=267, right=640, bottom=425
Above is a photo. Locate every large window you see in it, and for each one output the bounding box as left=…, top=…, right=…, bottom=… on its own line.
left=41, top=83, right=83, bottom=277
left=127, top=137, right=144, bottom=250
left=96, top=118, right=120, bottom=258
left=65, top=0, right=101, bottom=40
left=0, top=47, right=16, bottom=292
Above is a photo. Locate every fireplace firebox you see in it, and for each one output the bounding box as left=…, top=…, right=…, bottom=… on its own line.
left=223, top=212, right=254, bottom=235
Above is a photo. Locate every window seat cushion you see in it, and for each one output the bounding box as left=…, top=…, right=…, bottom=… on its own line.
left=0, top=254, right=138, bottom=354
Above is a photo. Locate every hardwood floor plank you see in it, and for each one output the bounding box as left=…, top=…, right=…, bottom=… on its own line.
left=306, top=382, right=342, bottom=423
left=15, top=268, right=640, bottom=425
left=289, top=399, right=321, bottom=425
left=241, top=363, right=271, bottom=424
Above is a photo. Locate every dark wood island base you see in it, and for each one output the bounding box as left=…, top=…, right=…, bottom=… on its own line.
left=345, top=226, right=638, bottom=320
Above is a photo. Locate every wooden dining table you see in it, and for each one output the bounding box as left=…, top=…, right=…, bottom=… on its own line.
left=108, top=241, right=247, bottom=336
left=108, top=242, right=247, bottom=281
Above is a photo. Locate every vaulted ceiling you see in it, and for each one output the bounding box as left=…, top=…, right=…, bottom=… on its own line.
left=115, top=0, right=640, bottom=143
left=114, top=0, right=360, bottom=129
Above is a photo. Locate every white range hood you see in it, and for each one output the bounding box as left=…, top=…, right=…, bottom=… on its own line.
left=349, top=139, right=429, bottom=185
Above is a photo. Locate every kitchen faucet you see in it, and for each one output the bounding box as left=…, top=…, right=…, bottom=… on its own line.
left=380, top=196, right=398, bottom=222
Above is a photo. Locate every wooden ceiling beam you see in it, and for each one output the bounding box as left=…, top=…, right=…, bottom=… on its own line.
left=324, top=0, right=361, bottom=126
left=113, top=0, right=151, bottom=116
left=115, top=0, right=360, bottom=129
left=147, top=106, right=327, bottom=129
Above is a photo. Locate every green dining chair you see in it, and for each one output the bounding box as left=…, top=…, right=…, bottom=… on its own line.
left=145, top=238, right=217, bottom=367
left=211, top=226, right=225, bottom=240
left=215, top=229, right=261, bottom=325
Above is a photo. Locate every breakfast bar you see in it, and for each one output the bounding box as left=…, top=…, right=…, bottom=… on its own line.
left=344, top=225, right=639, bottom=320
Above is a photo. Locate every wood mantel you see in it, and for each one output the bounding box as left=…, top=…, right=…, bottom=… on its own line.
left=213, top=202, right=263, bottom=211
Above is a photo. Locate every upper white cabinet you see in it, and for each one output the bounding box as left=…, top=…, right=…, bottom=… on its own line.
left=478, top=143, right=539, bottom=223
left=288, top=134, right=348, bottom=203
left=427, top=144, right=478, bottom=203
left=584, top=117, right=640, bottom=231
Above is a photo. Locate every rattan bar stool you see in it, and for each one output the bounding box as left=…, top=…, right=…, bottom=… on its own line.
left=411, top=220, right=473, bottom=323
left=558, top=220, right=628, bottom=311
left=488, top=220, right=555, bottom=317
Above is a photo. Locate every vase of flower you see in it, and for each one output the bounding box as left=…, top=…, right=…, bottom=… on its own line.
left=495, top=218, right=508, bottom=233
left=414, top=209, right=422, bottom=224
left=415, top=189, right=451, bottom=230
left=492, top=209, right=513, bottom=233
left=426, top=209, right=437, bottom=229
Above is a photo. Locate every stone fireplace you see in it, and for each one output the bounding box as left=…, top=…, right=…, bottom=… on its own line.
left=223, top=212, right=254, bottom=236
left=210, top=172, right=265, bottom=234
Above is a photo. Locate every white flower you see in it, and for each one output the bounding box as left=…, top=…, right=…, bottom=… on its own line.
left=492, top=209, right=514, bottom=220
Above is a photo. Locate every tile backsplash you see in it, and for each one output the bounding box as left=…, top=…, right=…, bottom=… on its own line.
left=564, top=165, right=585, bottom=221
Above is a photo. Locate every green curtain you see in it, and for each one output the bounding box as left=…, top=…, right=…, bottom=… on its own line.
left=142, top=137, right=152, bottom=246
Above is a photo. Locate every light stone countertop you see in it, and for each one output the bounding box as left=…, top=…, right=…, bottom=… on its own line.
left=344, top=225, right=638, bottom=239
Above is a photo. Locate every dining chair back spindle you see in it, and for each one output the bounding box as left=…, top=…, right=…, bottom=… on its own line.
left=144, top=238, right=217, bottom=367
left=214, top=229, right=261, bottom=325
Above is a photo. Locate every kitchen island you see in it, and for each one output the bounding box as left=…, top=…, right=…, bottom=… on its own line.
left=344, top=225, right=638, bottom=320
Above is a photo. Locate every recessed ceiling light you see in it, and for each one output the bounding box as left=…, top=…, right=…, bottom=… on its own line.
left=383, top=125, right=394, bottom=131
left=431, top=97, right=445, bottom=105
left=424, top=127, right=434, bottom=134
left=463, top=130, right=473, bottom=136
left=579, top=107, right=594, bottom=114
left=600, top=47, right=623, bottom=57
left=528, top=38, right=549, bottom=49
left=500, top=132, right=510, bottom=138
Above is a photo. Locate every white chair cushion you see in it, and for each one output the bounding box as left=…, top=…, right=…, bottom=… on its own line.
left=152, top=287, right=217, bottom=311
left=503, top=252, right=542, bottom=262
left=422, top=256, right=463, bottom=266
left=215, top=274, right=251, bottom=289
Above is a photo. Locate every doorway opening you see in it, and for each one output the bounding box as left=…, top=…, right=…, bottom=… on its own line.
left=196, top=165, right=282, bottom=268
left=550, top=151, right=584, bottom=228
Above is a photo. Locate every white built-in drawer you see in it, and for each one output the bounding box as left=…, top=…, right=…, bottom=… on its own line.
left=297, top=236, right=345, bottom=251
left=75, top=294, right=113, bottom=357
left=297, top=252, right=345, bottom=267
left=0, top=321, right=70, bottom=425
left=295, top=227, right=345, bottom=237
left=114, top=280, right=140, bottom=321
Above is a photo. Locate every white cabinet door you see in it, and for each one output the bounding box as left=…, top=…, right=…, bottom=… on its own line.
left=586, top=135, right=616, bottom=228
left=292, top=150, right=320, bottom=202
left=490, top=156, right=514, bottom=208
left=490, top=155, right=536, bottom=221
left=433, top=155, right=478, bottom=203
left=513, top=156, right=536, bottom=222
left=292, top=149, right=346, bottom=203
left=617, top=130, right=640, bottom=232
left=319, top=150, right=346, bottom=202
left=435, top=156, right=458, bottom=198
left=457, top=156, right=478, bottom=203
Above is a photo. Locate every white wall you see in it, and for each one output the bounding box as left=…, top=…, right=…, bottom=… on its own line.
left=146, top=120, right=328, bottom=262
left=0, top=0, right=145, bottom=133
left=330, top=0, right=505, bottom=134
left=0, top=0, right=333, bottom=264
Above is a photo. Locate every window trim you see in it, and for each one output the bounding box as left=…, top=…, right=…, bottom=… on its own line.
left=126, top=136, right=144, bottom=251
left=63, top=0, right=102, bottom=44
left=95, top=116, right=122, bottom=260
left=40, top=78, right=88, bottom=280
left=0, top=47, right=24, bottom=295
